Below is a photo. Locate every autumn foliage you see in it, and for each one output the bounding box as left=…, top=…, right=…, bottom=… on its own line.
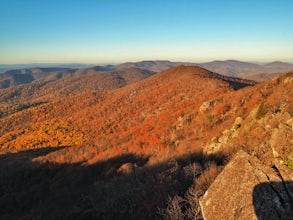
left=0, top=66, right=292, bottom=219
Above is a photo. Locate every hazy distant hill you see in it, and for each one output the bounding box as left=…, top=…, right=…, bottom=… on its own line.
left=0, top=67, right=71, bottom=88
left=2, top=60, right=293, bottom=85
left=116, top=60, right=293, bottom=81
left=116, top=60, right=196, bottom=72
left=200, top=60, right=261, bottom=77
left=243, top=72, right=282, bottom=82
left=263, top=61, right=293, bottom=69
left=0, top=63, right=101, bottom=73
left=201, top=60, right=293, bottom=80
left=0, top=65, right=115, bottom=89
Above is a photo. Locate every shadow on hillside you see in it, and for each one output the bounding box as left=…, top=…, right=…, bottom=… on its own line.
left=0, top=147, right=226, bottom=220
left=223, top=77, right=257, bottom=90
left=0, top=146, right=65, bottom=161
left=0, top=101, right=48, bottom=119
left=253, top=181, right=293, bottom=220
left=12, top=74, right=35, bottom=85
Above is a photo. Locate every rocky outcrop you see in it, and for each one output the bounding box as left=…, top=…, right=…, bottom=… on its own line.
left=284, top=76, right=293, bottom=84
left=199, top=101, right=214, bottom=112
left=204, top=103, right=293, bottom=168
left=205, top=117, right=243, bottom=155
left=200, top=150, right=293, bottom=220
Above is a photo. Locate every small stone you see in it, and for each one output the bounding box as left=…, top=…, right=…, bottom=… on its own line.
left=199, top=101, right=212, bottom=112
left=232, top=117, right=243, bottom=129
left=117, top=162, right=135, bottom=174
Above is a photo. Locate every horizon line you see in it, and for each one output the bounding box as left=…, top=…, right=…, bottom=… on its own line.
left=1, top=59, right=293, bottom=66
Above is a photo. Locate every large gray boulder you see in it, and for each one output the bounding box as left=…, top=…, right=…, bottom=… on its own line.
left=200, top=150, right=293, bottom=220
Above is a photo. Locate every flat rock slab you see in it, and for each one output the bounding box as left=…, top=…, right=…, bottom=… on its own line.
left=200, top=150, right=293, bottom=220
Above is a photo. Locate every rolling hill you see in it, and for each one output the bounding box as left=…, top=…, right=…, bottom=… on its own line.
left=2, top=60, right=293, bottom=88
left=0, top=67, right=155, bottom=118
left=0, top=67, right=71, bottom=88
left=0, top=65, right=115, bottom=89
left=0, top=66, right=256, bottom=155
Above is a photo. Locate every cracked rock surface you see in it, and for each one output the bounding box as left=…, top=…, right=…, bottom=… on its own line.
left=200, top=150, right=293, bottom=220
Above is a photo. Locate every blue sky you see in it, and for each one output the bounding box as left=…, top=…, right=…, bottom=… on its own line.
left=0, top=0, right=293, bottom=64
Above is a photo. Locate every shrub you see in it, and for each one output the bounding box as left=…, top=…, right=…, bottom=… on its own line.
left=193, top=162, right=223, bottom=194
left=158, top=160, right=224, bottom=220
left=159, top=195, right=185, bottom=220
left=284, top=159, right=293, bottom=170
left=207, top=115, right=213, bottom=123
left=183, top=162, right=202, bottom=179
left=185, top=187, right=203, bottom=220
left=256, top=102, right=268, bottom=119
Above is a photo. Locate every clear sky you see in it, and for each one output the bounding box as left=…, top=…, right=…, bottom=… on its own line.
left=0, top=0, right=293, bottom=64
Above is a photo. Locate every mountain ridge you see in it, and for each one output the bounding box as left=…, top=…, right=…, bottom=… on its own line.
left=1, top=60, right=293, bottom=89
left=0, top=65, right=292, bottom=219
left=117, top=60, right=293, bottom=81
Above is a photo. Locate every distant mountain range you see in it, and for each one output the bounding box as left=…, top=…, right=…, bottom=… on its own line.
left=201, top=60, right=293, bottom=80
left=0, top=65, right=115, bottom=89
left=117, top=60, right=293, bottom=81
left=116, top=60, right=195, bottom=72
left=0, top=63, right=102, bottom=73
left=1, top=60, right=293, bottom=89
left=2, top=60, right=293, bottom=76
